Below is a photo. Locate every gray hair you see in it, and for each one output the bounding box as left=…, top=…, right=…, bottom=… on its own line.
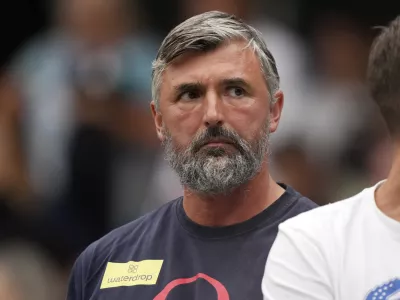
left=151, top=11, right=280, bottom=110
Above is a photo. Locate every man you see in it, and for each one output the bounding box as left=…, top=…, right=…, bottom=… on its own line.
left=262, top=16, right=400, bottom=300
left=66, top=11, right=317, bottom=300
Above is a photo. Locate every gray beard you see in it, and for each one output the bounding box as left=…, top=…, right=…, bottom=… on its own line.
left=162, top=122, right=270, bottom=196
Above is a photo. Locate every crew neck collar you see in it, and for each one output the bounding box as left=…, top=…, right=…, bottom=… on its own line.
left=175, top=183, right=299, bottom=240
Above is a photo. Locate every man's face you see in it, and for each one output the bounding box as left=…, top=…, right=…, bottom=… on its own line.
left=152, top=41, right=283, bottom=195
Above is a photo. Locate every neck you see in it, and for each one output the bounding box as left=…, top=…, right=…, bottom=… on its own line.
left=182, top=163, right=285, bottom=227
left=376, top=140, right=400, bottom=221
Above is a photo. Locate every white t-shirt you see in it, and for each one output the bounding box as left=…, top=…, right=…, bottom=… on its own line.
left=262, top=181, right=400, bottom=300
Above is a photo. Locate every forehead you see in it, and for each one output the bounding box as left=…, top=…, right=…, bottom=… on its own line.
left=161, top=40, right=265, bottom=88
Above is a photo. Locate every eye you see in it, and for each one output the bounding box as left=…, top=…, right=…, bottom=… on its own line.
left=179, top=90, right=201, bottom=101
left=227, top=87, right=245, bottom=98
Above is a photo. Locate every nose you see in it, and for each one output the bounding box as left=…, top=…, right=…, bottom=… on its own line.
left=203, top=91, right=224, bottom=127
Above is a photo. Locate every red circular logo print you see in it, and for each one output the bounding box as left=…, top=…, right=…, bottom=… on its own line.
left=153, top=273, right=230, bottom=300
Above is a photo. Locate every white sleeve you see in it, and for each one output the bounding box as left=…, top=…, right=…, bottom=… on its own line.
left=262, top=223, right=334, bottom=300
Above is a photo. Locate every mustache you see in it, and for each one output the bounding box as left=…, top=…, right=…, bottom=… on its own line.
left=190, top=126, right=246, bottom=155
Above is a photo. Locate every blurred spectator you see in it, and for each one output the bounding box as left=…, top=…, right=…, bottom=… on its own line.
left=298, top=14, right=388, bottom=200
left=300, top=14, right=375, bottom=163
left=1, top=0, right=164, bottom=258
left=271, top=143, right=330, bottom=205
left=0, top=75, right=31, bottom=207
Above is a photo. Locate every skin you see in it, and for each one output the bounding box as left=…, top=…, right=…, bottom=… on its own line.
left=151, top=40, right=285, bottom=227
left=375, top=139, right=400, bottom=222
left=0, top=75, right=31, bottom=203
left=0, top=270, right=21, bottom=300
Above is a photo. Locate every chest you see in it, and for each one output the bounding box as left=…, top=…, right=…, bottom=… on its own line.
left=87, top=236, right=274, bottom=300
left=336, top=231, right=400, bottom=300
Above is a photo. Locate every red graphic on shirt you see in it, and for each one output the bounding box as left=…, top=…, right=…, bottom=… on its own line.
left=153, top=273, right=230, bottom=300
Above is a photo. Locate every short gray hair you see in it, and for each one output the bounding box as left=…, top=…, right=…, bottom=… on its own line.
left=151, top=11, right=280, bottom=110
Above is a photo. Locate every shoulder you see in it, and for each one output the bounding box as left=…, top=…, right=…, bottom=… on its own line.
left=289, top=188, right=318, bottom=211
left=261, top=187, right=374, bottom=300
left=9, top=31, right=69, bottom=80
left=280, top=184, right=319, bottom=219
left=278, top=185, right=373, bottom=242
left=263, top=185, right=376, bottom=296
left=72, top=199, right=180, bottom=278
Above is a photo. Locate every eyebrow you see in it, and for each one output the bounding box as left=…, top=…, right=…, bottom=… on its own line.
left=174, top=78, right=251, bottom=91
left=221, top=77, right=252, bottom=91
left=174, top=82, right=203, bottom=94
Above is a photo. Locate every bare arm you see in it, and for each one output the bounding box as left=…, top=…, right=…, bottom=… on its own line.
left=0, top=75, right=32, bottom=203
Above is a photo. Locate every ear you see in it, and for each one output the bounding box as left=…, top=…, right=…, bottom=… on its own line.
left=269, top=90, right=284, bottom=134
left=151, top=101, right=165, bottom=142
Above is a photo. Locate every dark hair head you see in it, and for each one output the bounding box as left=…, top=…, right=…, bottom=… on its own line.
left=367, top=16, right=400, bottom=136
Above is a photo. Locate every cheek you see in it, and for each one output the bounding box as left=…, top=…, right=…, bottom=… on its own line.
left=162, top=109, right=203, bottom=146
left=226, top=105, right=269, bottom=139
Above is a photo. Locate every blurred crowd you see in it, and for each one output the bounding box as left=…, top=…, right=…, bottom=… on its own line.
left=0, top=0, right=399, bottom=298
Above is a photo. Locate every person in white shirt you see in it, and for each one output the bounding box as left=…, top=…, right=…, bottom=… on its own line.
left=261, top=15, right=400, bottom=300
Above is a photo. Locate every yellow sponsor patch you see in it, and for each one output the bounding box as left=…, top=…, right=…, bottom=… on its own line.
left=100, top=260, right=163, bottom=289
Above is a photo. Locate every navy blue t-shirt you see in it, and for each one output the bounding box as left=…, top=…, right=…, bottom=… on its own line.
left=66, top=183, right=317, bottom=300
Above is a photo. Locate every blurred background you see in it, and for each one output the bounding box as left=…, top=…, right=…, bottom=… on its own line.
left=0, top=0, right=399, bottom=298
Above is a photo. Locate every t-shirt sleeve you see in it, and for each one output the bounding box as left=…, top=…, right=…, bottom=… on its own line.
left=66, top=242, right=97, bottom=300
left=261, top=221, right=334, bottom=300
left=66, top=253, right=86, bottom=300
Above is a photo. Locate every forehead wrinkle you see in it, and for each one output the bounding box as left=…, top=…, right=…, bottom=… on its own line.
left=159, top=41, right=265, bottom=104
left=168, top=40, right=258, bottom=73
left=168, top=55, right=257, bottom=85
